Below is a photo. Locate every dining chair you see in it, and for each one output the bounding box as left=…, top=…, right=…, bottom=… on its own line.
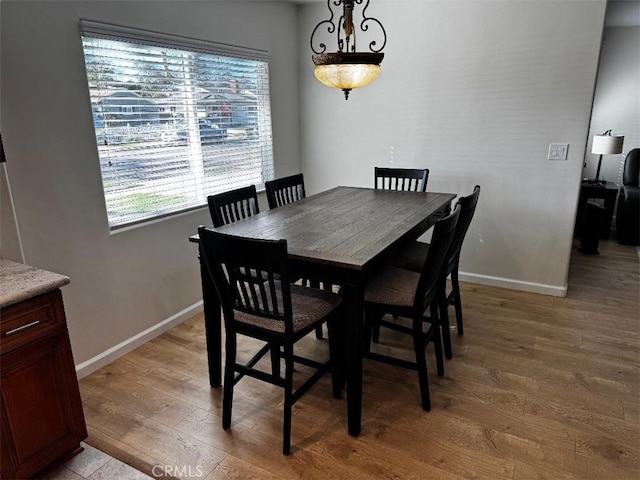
left=615, top=148, right=639, bottom=245
left=374, top=167, right=429, bottom=192
left=207, top=185, right=281, bottom=372
left=265, top=173, right=327, bottom=339
left=207, top=185, right=259, bottom=228
left=198, top=227, right=345, bottom=455
left=391, top=185, right=481, bottom=358
left=362, top=204, right=460, bottom=411
left=265, top=173, right=306, bottom=209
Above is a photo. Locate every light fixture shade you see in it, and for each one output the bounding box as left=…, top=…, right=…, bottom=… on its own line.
left=592, top=134, right=624, bottom=155
left=314, top=64, right=381, bottom=91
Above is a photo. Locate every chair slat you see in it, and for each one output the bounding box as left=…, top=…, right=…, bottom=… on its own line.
left=265, top=174, right=306, bottom=210
left=374, top=167, right=429, bottom=193
left=208, top=185, right=260, bottom=228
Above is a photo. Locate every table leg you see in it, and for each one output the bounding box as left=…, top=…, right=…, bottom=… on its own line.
left=342, top=283, right=364, bottom=437
left=199, top=251, right=221, bottom=388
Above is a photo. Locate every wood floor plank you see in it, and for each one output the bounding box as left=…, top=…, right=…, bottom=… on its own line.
left=425, top=394, right=577, bottom=455
left=343, top=416, right=516, bottom=479
left=81, top=364, right=195, bottom=428
left=204, top=454, right=282, bottom=480
left=524, top=395, right=639, bottom=446
left=172, top=407, right=344, bottom=479
left=78, top=239, right=639, bottom=478
left=309, top=424, right=468, bottom=480
left=575, top=430, right=639, bottom=472
left=82, top=396, right=225, bottom=476
left=480, top=343, right=636, bottom=403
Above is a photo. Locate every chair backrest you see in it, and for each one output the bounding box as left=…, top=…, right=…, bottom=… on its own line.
left=265, top=173, right=306, bottom=209
left=622, top=148, right=639, bottom=187
left=198, top=227, right=294, bottom=333
left=446, top=185, right=481, bottom=271
left=208, top=185, right=260, bottom=227
left=374, top=167, right=429, bottom=192
left=414, top=204, right=460, bottom=308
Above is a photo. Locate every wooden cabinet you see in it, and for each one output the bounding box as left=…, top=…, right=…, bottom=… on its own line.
left=1, top=289, right=87, bottom=479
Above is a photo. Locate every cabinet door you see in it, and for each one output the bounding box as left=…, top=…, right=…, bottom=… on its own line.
left=1, top=330, right=87, bottom=479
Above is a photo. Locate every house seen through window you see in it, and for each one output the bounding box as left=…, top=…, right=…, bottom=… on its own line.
left=80, top=22, right=274, bottom=230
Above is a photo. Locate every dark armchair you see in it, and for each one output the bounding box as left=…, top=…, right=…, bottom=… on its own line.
left=616, top=148, right=639, bottom=245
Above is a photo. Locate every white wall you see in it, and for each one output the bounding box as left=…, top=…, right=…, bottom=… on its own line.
left=298, top=0, right=606, bottom=295
left=1, top=1, right=300, bottom=368
left=0, top=163, right=24, bottom=262
left=584, top=26, right=640, bottom=186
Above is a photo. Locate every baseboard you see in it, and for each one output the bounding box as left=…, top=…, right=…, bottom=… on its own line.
left=74, top=271, right=566, bottom=378
left=75, top=301, right=204, bottom=379
left=457, top=271, right=567, bottom=298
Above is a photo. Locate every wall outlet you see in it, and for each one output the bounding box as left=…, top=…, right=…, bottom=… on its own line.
left=548, top=143, right=569, bottom=160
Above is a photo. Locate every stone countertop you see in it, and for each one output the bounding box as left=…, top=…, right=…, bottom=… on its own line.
left=0, top=259, right=70, bottom=308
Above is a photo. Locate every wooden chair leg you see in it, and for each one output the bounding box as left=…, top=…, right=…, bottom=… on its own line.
left=309, top=280, right=324, bottom=339
left=412, top=318, right=431, bottom=411
left=282, top=344, right=294, bottom=455
left=432, top=324, right=444, bottom=377
left=372, top=322, right=381, bottom=343
left=371, top=307, right=383, bottom=344
left=451, top=269, right=464, bottom=336
left=439, top=286, right=453, bottom=360
left=363, top=309, right=374, bottom=354
left=270, top=344, right=280, bottom=378
left=365, top=310, right=384, bottom=351
left=428, top=304, right=444, bottom=375
left=222, top=333, right=237, bottom=430
left=316, top=282, right=333, bottom=340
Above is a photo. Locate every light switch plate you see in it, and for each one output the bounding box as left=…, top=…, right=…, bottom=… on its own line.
left=548, top=143, right=569, bottom=160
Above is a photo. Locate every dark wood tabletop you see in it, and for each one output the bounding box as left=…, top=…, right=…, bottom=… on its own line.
left=191, top=185, right=456, bottom=437
left=192, top=186, right=456, bottom=271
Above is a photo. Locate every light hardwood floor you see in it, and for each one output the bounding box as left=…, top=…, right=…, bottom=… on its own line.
left=79, top=240, right=639, bottom=479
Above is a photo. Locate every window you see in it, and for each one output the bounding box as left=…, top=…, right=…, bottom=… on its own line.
left=80, top=20, right=274, bottom=230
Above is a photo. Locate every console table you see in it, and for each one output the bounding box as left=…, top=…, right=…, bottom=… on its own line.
left=574, top=181, right=618, bottom=239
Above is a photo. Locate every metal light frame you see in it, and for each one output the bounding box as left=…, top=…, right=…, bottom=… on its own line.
left=310, top=0, right=387, bottom=100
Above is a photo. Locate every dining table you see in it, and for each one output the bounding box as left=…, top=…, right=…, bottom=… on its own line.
left=190, top=185, right=456, bottom=436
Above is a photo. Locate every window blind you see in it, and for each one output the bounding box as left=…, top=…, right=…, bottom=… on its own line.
left=80, top=20, right=274, bottom=230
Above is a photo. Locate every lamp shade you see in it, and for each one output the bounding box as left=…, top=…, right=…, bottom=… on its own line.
left=592, top=134, right=624, bottom=155
left=314, top=64, right=381, bottom=91
left=312, top=52, right=384, bottom=99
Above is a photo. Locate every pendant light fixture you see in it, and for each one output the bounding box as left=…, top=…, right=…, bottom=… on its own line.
left=310, top=0, right=387, bottom=100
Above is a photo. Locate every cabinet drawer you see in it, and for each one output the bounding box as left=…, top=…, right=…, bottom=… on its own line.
left=0, top=290, right=65, bottom=353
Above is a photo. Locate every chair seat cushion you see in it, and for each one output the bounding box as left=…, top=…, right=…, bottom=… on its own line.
left=392, top=241, right=430, bottom=273
left=364, top=266, right=420, bottom=307
left=235, top=284, right=342, bottom=333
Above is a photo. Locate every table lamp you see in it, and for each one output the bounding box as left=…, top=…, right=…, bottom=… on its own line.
left=587, top=130, right=624, bottom=185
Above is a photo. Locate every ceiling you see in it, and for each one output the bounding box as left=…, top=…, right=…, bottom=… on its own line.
left=292, top=0, right=639, bottom=25
left=605, top=0, right=640, bottom=26
left=286, top=0, right=639, bottom=26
